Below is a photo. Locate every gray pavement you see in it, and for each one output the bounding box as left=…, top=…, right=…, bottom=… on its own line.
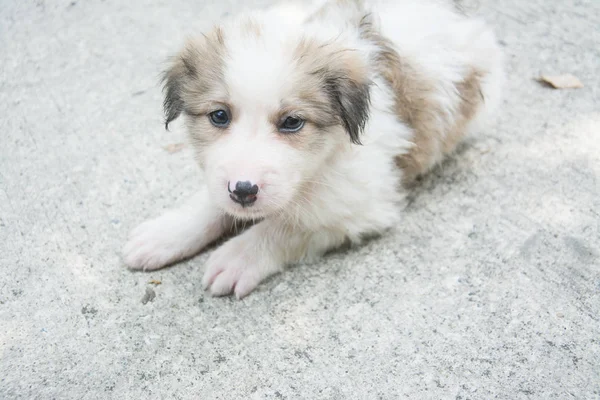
left=1, top=0, right=599, bottom=399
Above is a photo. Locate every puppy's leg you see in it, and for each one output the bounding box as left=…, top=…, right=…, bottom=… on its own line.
left=123, top=190, right=228, bottom=271
left=202, top=220, right=346, bottom=298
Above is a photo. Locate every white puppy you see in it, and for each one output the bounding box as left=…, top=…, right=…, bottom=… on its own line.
left=123, top=0, right=503, bottom=298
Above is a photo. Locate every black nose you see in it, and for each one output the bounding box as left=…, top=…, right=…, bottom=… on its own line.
left=228, top=181, right=259, bottom=206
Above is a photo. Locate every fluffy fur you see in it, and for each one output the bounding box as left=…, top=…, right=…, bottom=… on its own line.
left=123, top=0, right=503, bottom=298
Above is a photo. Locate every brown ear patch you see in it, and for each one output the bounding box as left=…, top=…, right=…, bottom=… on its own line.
left=162, top=27, right=227, bottom=129
left=292, top=40, right=372, bottom=145
left=321, top=72, right=371, bottom=144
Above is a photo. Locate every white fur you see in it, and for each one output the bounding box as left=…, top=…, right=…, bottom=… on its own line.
left=123, top=0, right=503, bottom=298
left=123, top=191, right=228, bottom=271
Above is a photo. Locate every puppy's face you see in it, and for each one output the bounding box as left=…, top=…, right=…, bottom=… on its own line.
left=163, top=18, right=370, bottom=220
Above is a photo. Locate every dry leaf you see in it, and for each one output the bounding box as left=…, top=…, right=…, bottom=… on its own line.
left=163, top=143, right=186, bottom=153
left=537, top=74, right=583, bottom=89
left=148, top=279, right=162, bottom=285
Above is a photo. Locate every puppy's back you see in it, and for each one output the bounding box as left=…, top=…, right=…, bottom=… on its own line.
left=372, top=0, right=504, bottom=183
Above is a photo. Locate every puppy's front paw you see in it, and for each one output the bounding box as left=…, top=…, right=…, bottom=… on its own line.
left=123, top=208, right=218, bottom=271
left=123, top=214, right=185, bottom=271
left=202, top=235, right=280, bottom=299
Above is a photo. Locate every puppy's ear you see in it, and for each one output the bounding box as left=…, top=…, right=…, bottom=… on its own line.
left=161, top=30, right=225, bottom=130
left=161, top=55, right=191, bottom=130
left=307, top=44, right=371, bottom=145
left=323, top=73, right=371, bottom=145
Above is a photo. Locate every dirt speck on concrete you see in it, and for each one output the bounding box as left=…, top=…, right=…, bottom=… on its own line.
left=141, top=288, right=156, bottom=305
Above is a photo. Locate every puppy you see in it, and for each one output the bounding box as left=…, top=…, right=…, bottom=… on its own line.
left=123, top=0, right=503, bottom=298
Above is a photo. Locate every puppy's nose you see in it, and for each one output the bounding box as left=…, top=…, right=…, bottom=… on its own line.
left=228, top=180, right=259, bottom=206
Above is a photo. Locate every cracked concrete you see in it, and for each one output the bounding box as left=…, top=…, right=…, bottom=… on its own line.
left=1, top=0, right=599, bottom=398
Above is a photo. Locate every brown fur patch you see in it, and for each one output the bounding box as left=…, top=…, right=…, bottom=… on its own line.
left=394, top=68, right=485, bottom=185
left=162, top=27, right=227, bottom=127
left=358, top=15, right=485, bottom=185
left=289, top=39, right=371, bottom=144
left=266, top=38, right=371, bottom=150
left=444, top=70, right=485, bottom=153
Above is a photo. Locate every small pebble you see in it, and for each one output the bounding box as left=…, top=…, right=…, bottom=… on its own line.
left=141, top=287, right=156, bottom=304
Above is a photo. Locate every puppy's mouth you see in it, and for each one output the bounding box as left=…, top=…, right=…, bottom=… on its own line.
left=221, top=179, right=275, bottom=219
left=229, top=193, right=257, bottom=207
left=224, top=202, right=268, bottom=220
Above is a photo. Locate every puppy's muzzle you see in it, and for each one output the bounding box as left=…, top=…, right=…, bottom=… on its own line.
left=228, top=180, right=259, bottom=207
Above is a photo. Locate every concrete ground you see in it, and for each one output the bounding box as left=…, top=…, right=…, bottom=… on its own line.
left=1, top=0, right=599, bottom=398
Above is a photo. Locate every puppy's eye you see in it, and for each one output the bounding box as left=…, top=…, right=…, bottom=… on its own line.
left=209, top=110, right=230, bottom=127
left=280, top=116, right=305, bottom=133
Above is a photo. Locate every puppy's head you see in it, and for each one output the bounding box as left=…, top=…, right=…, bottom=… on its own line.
left=162, top=16, right=371, bottom=220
